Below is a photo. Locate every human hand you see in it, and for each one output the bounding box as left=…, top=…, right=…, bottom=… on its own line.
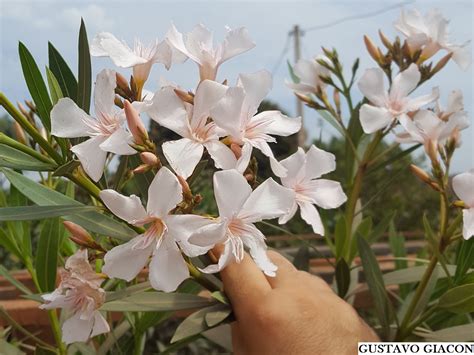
left=217, top=250, right=379, bottom=355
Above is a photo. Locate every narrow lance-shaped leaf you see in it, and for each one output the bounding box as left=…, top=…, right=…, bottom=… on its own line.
left=45, top=66, right=63, bottom=105
left=0, top=205, right=97, bottom=221
left=77, top=18, right=92, bottom=113
left=48, top=42, right=78, bottom=100
left=438, top=283, right=474, bottom=314
left=0, top=168, right=136, bottom=240
left=35, top=218, right=61, bottom=292
left=18, top=42, right=53, bottom=131
left=0, top=144, right=56, bottom=171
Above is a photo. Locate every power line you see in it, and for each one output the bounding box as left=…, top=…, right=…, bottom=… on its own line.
left=304, top=0, right=415, bottom=32
left=271, top=33, right=291, bottom=76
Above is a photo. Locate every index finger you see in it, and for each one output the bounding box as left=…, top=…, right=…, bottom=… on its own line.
left=212, top=244, right=271, bottom=315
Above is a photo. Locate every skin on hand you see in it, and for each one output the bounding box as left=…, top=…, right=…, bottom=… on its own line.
left=216, top=249, right=379, bottom=355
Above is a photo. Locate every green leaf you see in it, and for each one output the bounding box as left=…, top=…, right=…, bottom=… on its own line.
left=417, top=323, right=474, bottom=341
left=0, top=144, right=56, bottom=171
left=204, top=304, right=231, bottom=327
left=202, top=324, right=232, bottom=352
left=357, top=235, right=395, bottom=339
left=292, top=245, right=310, bottom=271
left=0, top=339, right=26, bottom=355
left=34, top=345, right=57, bottom=355
left=334, top=215, right=347, bottom=259
left=35, top=218, right=61, bottom=292
left=383, top=265, right=457, bottom=286
left=0, top=228, right=23, bottom=261
left=368, top=144, right=421, bottom=175
left=317, top=110, right=345, bottom=136
left=18, top=42, right=53, bottom=131
left=388, top=223, right=409, bottom=298
left=366, top=211, right=395, bottom=244
left=77, top=19, right=92, bottom=113
left=0, top=205, right=97, bottom=221
left=45, top=66, right=63, bottom=105
left=287, top=60, right=300, bottom=83
left=455, top=238, right=474, bottom=284
left=349, top=216, right=372, bottom=261
left=0, top=265, right=32, bottom=295
left=171, top=304, right=223, bottom=343
left=438, top=283, right=474, bottom=314
left=0, top=168, right=136, bottom=240
left=48, top=42, right=78, bottom=100
left=335, top=258, right=351, bottom=297
left=52, top=160, right=81, bottom=177
left=101, top=292, right=215, bottom=312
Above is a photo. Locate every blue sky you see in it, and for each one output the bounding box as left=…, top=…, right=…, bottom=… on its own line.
left=0, top=0, right=472, bottom=172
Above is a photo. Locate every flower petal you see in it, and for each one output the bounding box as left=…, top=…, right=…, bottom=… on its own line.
left=99, top=128, right=136, bottom=155
left=166, top=24, right=198, bottom=64
left=147, top=167, right=182, bottom=217
left=357, top=68, right=387, bottom=107
left=147, top=86, right=190, bottom=137
left=102, top=235, right=154, bottom=281
left=91, top=32, right=148, bottom=67
left=192, top=80, right=228, bottom=129
left=462, top=208, right=474, bottom=240
left=252, top=111, right=302, bottom=137
left=149, top=236, right=189, bottom=292
left=210, top=87, right=245, bottom=138
left=390, top=63, right=420, bottom=102
left=214, top=169, right=252, bottom=218
left=240, top=227, right=277, bottom=277
left=451, top=45, right=472, bottom=71
left=90, top=311, right=110, bottom=338
left=187, top=219, right=228, bottom=248
left=61, top=312, right=95, bottom=344
left=305, top=145, right=336, bottom=179
left=235, top=142, right=253, bottom=174
left=200, top=241, right=234, bottom=274
left=51, top=98, right=93, bottom=138
left=162, top=138, right=204, bottom=179
left=278, top=200, right=298, bottom=225
left=204, top=141, right=237, bottom=170
left=303, top=179, right=347, bottom=209
left=453, top=172, right=474, bottom=207
left=239, top=178, right=295, bottom=223
left=71, top=136, right=108, bottom=182
left=99, top=190, right=147, bottom=223
left=298, top=201, right=324, bottom=235
left=359, top=104, right=393, bottom=134
left=405, top=87, right=439, bottom=112
left=238, top=70, right=272, bottom=113
left=219, top=26, right=255, bottom=64
left=249, top=139, right=287, bottom=177
left=94, top=69, right=116, bottom=116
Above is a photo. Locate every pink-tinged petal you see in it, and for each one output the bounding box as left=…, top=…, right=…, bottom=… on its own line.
left=192, top=80, right=228, bottom=128
left=94, top=69, right=116, bottom=116
left=357, top=68, right=387, bottom=107
left=40, top=292, right=71, bottom=310
left=61, top=312, right=95, bottom=344
left=99, top=190, right=147, bottom=223
left=446, top=90, right=464, bottom=114
left=249, top=139, right=287, bottom=177
left=162, top=138, right=204, bottom=179
left=412, top=110, right=443, bottom=139
left=90, top=32, right=147, bottom=67
left=303, top=179, right=347, bottom=209
left=219, top=26, right=255, bottom=64
left=279, top=148, right=305, bottom=187
left=241, top=227, right=277, bottom=277
left=214, top=169, right=252, bottom=218
left=451, top=45, right=472, bottom=71
left=440, top=112, right=469, bottom=141
left=152, top=39, right=173, bottom=70
left=253, top=111, right=302, bottom=137
left=462, top=209, right=474, bottom=240
left=147, top=167, right=182, bottom=217
left=185, top=24, right=214, bottom=63
left=405, top=87, right=439, bottom=112
left=99, top=128, right=136, bottom=155
left=285, top=81, right=319, bottom=94
left=51, top=98, right=93, bottom=138
left=166, top=215, right=220, bottom=257
left=71, top=136, right=108, bottom=182
left=238, top=70, right=272, bottom=113
left=204, top=141, right=237, bottom=170
left=187, top=219, right=228, bottom=248
left=235, top=142, right=253, bottom=174
left=239, top=178, right=295, bottom=223
left=149, top=236, right=189, bottom=292
left=298, top=201, right=325, bottom=235
left=359, top=104, right=393, bottom=134
left=90, top=311, right=110, bottom=338
left=305, top=145, right=336, bottom=179
left=200, top=241, right=234, bottom=274
left=389, top=63, right=420, bottom=102
left=210, top=87, right=245, bottom=138
left=102, top=235, right=154, bottom=281
left=147, top=86, right=190, bottom=138
left=166, top=24, right=196, bottom=62
left=398, top=114, right=424, bottom=143
left=278, top=200, right=298, bottom=225
left=453, top=172, right=474, bottom=207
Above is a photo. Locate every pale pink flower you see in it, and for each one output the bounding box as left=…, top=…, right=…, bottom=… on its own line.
left=40, top=250, right=109, bottom=344
left=278, top=146, right=347, bottom=235
left=100, top=167, right=210, bottom=292
left=166, top=23, right=255, bottom=81
left=286, top=56, right=331, bottom=94
left=358, top=63, right=439, bottom=133
left=394, top=8, right=471, bottom=70
left=51, top=69, right=135, bottom=182
left=211, top=70, right=302, bottom=177
left=452, top=171, right=474, bottom=240
left=188, top=169, right=295, bottom=276
left=146, top=80, right=236, bottom=179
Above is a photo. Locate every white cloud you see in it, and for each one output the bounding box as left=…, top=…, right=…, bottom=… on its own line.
left=60, top=4, right=114, bottom=31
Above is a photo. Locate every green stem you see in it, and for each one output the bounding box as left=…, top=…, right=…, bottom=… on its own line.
left=66, top=170, right=101, bottom=200
left=187, top=262, right=220, bottom=292
left=133, top=331, right=146, bottom=355
left=0, top=132, right=56, bottom=165
left=0, top=93, right=62, bottom=163
left=403, top=304, right=438, bottom=336
left=396, top=256, right=438, bottom=340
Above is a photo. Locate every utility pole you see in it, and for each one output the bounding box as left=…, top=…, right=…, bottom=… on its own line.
left=290, top=25, right=306, bottom=147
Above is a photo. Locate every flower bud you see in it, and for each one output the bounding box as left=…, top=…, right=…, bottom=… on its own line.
left=13, top=122, right=27, bottom=145
left=116, top=72, right=129, bottom=92
left=133, top=164, right=151, bottom=174
left=25, top=100, right=36, bottom=113
left=410, top=164, right=440, bottom=192
left=431, top=52, right=453, bottom=76
left=124, top=100, right=148, bottom=145
left=364, top=35, right=382, bottom=63
left=453, top=200, right=466, bottom=208
left=174, top=88, right=194, bottom=104
left=177, top=175, right=193, bottom=202
left=333, top=89, right=341, bottom=115
left=378, top=30, right=392, bottom=50
left=230, top=143, right=242, bottom=159
left=63, top=221, right=104, bottom=251
left=140, top=152, right=160, bottom=167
